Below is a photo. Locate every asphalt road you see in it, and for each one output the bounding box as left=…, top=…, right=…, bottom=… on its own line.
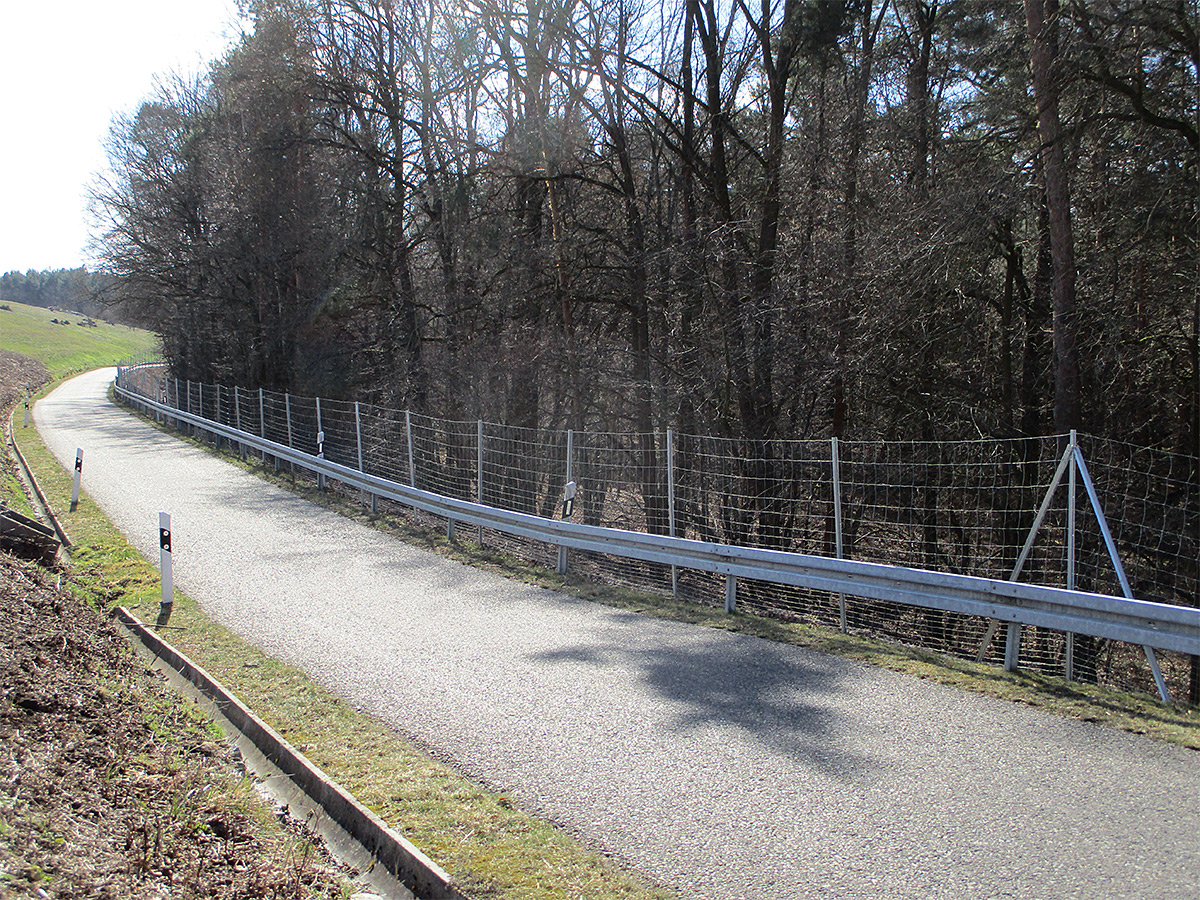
left=33, top=369, right=1199, bottom=900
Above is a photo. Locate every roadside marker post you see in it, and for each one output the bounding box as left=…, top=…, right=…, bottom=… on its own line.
left=557, top=478, right=577, bottom=575
left=158, top=512, right=173, bottom=624
left=70, top=448, right=83, bottom=511
left=317, top=429, right=326, bottom=491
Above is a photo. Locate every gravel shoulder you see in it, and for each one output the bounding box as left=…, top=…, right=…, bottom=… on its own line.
left=33, top=369, right=1200, bottom=900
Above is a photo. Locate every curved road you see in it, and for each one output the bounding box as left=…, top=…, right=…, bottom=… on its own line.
left=34, top=370, right=1199, bottom=899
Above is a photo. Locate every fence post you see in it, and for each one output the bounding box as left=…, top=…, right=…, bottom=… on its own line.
left=667, top=428, right=677, bottom=597
left=215, top=384, right=221, bottom=449
left=234, top=387, right=244, bottom=459
left=258, top=388, right=267, bottom=466
left=406, top=410, right=416, bottom=487
left=978, top=442, right=1073, bottom=666
left=557, top=429, right=574, bottom=575
left=833, top=437, right=846, bottom=633
left=1073, top=441, right=1171, bottom=703
left=1065, top=429, right=1077, bottom=681
left=477, top=419, right=485, bottom=546
left=285, top=393, right=294, bottom=477
left=355, top=401, right=369, bottom=509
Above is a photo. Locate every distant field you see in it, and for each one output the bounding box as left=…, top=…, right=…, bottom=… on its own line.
left=0, top=300, right=158, bottom=379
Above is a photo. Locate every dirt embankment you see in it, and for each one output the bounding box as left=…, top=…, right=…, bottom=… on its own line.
left=0, top=554, right=353, bottom=898
left=0, top=350, right=48, bottom=413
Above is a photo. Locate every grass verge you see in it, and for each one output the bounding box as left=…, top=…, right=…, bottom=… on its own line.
left=11, top=400, right=675, bottom=900
left=0, top=301, right=157, bottom=380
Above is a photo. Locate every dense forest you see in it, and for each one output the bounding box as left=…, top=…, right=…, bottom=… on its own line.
left=92, top=0, right=1199, bottom=458
left=0, top=269, right=114, bottom=320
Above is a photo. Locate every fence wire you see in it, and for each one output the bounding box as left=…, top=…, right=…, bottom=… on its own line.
left=117, top=365, right=1199, bottom=703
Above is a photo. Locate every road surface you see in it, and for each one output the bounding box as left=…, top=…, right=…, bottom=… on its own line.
left=33, top=369, right=1200, bottom=899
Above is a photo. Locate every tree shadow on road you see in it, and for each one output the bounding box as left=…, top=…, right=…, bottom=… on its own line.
left=530, top=614, right=877, bottom=784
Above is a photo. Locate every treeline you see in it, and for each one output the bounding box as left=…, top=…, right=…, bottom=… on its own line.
left=0, top=269, right=115, bottom=320
left=92, top=0, right=1198, bottom=459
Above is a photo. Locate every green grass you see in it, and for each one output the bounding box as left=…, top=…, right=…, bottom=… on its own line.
left=0, top=300, right=158, bottom=379
left=2, top=469, right=36, bottom=517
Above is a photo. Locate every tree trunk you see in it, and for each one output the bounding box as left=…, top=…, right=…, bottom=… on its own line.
left=1024, top=0, right=1081, bottom=433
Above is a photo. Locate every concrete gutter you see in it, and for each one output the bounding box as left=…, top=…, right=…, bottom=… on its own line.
left=115, top=606, right=472, bottom=900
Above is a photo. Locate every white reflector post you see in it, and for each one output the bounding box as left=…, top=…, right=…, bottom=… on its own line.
left=70, top=448, right=83, bottom=511
left=159, top=512, right=173, bottom=609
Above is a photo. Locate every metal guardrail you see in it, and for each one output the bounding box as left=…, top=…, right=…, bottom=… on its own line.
left=114, top=374, right=1200, bottom=700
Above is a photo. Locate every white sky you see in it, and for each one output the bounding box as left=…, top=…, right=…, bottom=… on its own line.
left=0, top=0, right=248, bottom=274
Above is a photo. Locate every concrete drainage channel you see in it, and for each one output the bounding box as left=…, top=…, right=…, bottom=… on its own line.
left=116, top=608, right=470, bottom=900
left=8, top=411, right=470, bottom=900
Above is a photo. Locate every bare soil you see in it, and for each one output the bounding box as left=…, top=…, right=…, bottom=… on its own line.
left=0, top=554, right=353, bottom=899
left=0, top=350, right=47, bottom=412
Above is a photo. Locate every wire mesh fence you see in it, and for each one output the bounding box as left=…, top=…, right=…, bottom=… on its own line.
left=116, top=363, right=1200, bottom=704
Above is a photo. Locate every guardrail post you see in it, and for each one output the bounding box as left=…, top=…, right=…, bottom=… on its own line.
left=667, top=428, right=677, bottom=597
left=406, top=411, right=416, bottom=487
left=477, top=419, right=485, bottom=546
left=557, top=429, right=574, bottom=575
left=833, top=436, right=846, bottom=633
left=725, top=574, right=737, bottom=613
left=1004, top=623, right=1021, bottom=671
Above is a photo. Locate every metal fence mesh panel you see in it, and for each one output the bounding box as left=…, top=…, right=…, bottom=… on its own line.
left=115, top=363, right=1199, bottom=702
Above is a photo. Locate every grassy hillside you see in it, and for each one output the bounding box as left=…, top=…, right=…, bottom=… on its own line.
left=0, top=300, right=158, bottom=379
